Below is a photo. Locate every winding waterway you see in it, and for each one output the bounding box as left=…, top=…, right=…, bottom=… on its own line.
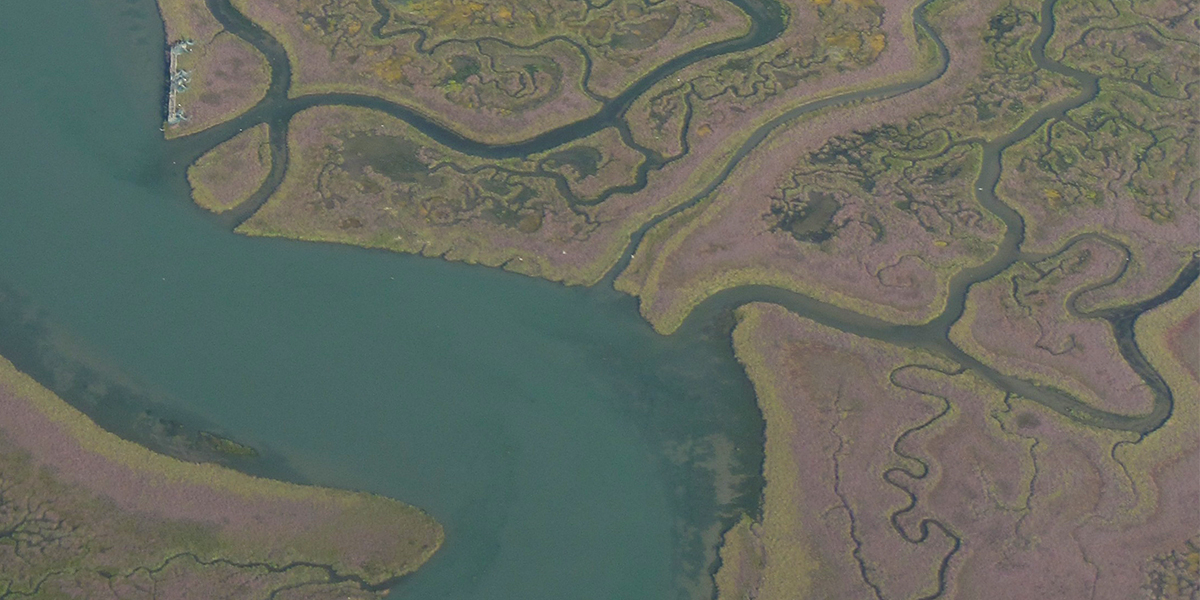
left=0, top=0, right=1194, bottom=597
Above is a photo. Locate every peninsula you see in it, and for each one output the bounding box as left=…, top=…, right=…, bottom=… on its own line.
left=0, top=352, right=442, bottom=598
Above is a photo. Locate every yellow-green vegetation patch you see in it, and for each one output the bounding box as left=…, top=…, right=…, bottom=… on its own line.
left=712, top=514, right=765, bottom=599
left=198, top=430, right=260, bottom=456
left=188, top=124, right=272, bottom=213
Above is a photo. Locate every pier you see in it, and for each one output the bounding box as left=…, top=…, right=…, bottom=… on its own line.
left=166, top=40, right=193, bottom=126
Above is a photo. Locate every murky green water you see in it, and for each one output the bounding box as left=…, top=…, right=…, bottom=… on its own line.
left=0, top=1, right=764, bottom=598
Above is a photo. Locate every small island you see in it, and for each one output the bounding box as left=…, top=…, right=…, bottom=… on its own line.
left=188, top=123, right=273, bottom=213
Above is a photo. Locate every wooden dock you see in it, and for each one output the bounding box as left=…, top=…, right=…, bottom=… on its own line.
left=166, top=41, right=193, bottom=126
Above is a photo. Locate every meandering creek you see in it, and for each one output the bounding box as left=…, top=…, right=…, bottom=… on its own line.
left=0, top=0, right=1192, bottom=598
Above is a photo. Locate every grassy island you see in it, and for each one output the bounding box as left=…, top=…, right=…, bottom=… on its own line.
left=237, top=105, right=656, bottom=282
left=188, top=123, right=273, bottom=213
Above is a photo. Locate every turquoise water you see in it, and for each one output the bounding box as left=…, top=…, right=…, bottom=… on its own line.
left=0, top=0, right=763, bottom=598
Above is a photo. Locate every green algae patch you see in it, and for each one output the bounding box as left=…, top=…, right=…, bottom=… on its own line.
left=188, top=124, right=272, bottom=213
left=0, top=352, right=443, bottom=597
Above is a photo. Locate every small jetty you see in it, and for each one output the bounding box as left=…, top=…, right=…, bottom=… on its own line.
left=166, top=40, right=194, bottom=126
